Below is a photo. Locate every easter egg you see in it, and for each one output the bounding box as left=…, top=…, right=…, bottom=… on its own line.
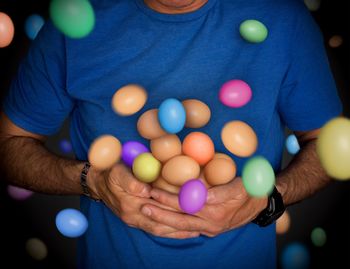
left=151, top=134, right=182, bottom=162
left=132, top=153, right=161, bottom=183
left=121, top=141, right=149, bottom=167
left=7, top=185, right=33, bottom=201
left=179, top=179, right=207, bottom=214
left=24, top=14, right=45, bottom=40
left=286, top=134, right=300, bottom=155
left=182, top=99, right=211, bottom=128
left=112, top=84, right=147, bottom=116
left=204, top=158, right=236, bottom=185
left=239, top=19, right=268, bottom=43
left=182, top=132, right=215, bottom=165
left=221, top=121, right=258, bottom=157
left=281, top=243, right=310, bottom=269
left=158, top=98, right=186, bottom=134
left=219, top=80, right=252, bottom=108
left=214, top=152, right=234, bottom=163
left=137, top=109, right=167, bottom=140
left=0, top=12, right=15, bottom=48
left=88, top=135, right=121, bottom=170
left=56, top=208, right=88, bottom=238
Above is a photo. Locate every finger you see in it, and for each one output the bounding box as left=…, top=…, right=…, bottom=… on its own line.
left=110, top=164, right=151, bottom=198
left=141, top=204, right=211, bottom=233
left=206, top=177, right=246, bottom=204
left=150, top=188, right=181, bottom=211
left=143, top=197, right=180, bottom=213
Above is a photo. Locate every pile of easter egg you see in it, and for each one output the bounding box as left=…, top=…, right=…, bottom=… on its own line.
left=88, top=81, right=276, bottom=215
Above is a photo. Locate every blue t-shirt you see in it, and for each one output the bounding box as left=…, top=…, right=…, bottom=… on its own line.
left=3, top=0, right=342, bottom=268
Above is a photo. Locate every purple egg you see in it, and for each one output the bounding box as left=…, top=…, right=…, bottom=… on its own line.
left=122, top=141, right=149, bottom=167
left=179, top=179, right=207, bottom=214
left=7, top=185, right=33, bottom=201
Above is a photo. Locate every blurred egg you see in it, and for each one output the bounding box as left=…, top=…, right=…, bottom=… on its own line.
left=137, top=109, right=167, bottom=139
left=276, top=211, right=291, bottom=235
left=219, top=80, right=252, bottom=108
left=7, top=185, right=33, bottom=201
left=179, top=179, right=207, bottom=214
left=25, top=238, right=48, bottom=261
left=0, top=12, right=15, bottom=48
left=182, top=132, right=215, bottom=165
left=281, top=242, right=310, bottom=269
left=182, top=99, right=211, bottom=128
left=158, top=98, right=186, bottom=134
left=132, top=153, right=161, bottom=183
left=88, top=135, right=121, bottom=170
left=121, top=141, right=149, bottom=167
left=285, top=134, right=300, bottom=155
left=221, top=121, right=258, bottom=157
left=329, top=35, right=343, bottom=48
left=304, top=0, right=321, bottom=12
left=24, top=14, right=45, bottom=40
left=204, top=158, right=236, bottom=185
left=112, top=84, right=147, bottom=116
left=56, top=208, right=88, bottom=238
left=152, top=176, right=180, bottom=194
left=311, top=227, right=327, bottom=247
left=242, top=156, right=275, bottom=197
left=239, top=19, right=268, bottom=43
left=316, top=117, right=350, bottom=180
left=162, top=155, right=200, bottom=186
left=214, top=152, right=234, bottom=163
left=50, top=0, right=95, bottom=39
left=59, top=139, right=73, bottom=154
left=151, top=134, right=182, bottom=162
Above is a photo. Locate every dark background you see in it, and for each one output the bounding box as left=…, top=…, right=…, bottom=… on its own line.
left=0, top=0, right=349, bottom=268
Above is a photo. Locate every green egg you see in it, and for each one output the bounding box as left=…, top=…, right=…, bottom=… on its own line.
left=239, top=19, right=268, bottom=43
left=50, top=0, right=95, bottom=39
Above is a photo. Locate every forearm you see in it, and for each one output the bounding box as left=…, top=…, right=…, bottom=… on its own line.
left=0, top=136, right=85, bottom=195
left=276, top=139, right=331, bottom=206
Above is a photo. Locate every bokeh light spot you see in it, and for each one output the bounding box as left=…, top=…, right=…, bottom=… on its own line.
left=281, top=242, right=310, bottom=269
left=311, top=227, right=327, bottom=247
left=25, top=238, right=48, bottom=261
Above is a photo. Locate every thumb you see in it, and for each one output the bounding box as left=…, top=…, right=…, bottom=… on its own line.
left=206, top=177, right=246, bottom=204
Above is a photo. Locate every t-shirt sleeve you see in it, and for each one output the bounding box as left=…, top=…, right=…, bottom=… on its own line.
left=2, top=21, right=74, bottom=136
left=277, top=2, right=343, bottom=131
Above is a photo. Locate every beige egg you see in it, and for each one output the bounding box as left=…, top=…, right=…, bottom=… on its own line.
left=221, top=121, right=258, bottom=157
left=162, top=155, right=200, bottom=186
left=112, top=84, right=147, bottom=116
left=198, top=170, right=212, bottom=188
left=214, top=152, right=234, bottom=163
left=151, top=134, right=182, bottom=162
left=204, top=158, right=236, bottom=185
left=182, top=99, right=211, bottom=128
left=276, top=211, right=291, bottom=235
left=152, top=176, right=180, bottom=194
left=137, top=109, right=167, bottom=140
left=88, top=135, right=121, bottom=170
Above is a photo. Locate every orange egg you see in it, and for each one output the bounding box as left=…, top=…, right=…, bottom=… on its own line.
left=137, top=109, right=167, bottom=140
left=182, top=99, right=211, bottom=128
left=112, top=84, right=147, bottom=116
left=152, top=176, right=180, bottom=194
left=221, top=121, right=258, bottom=157
left=151, top=134, right=182, bottom=162
left=162, top=155, right=200, bottom=186
left=214, top=152, right=234, bottom=163
left=204, top=158, right=236, bottom=185
left=182, top=132, right=215, bottom=165
left=276, top=211, right=291, bottom=235
left=0, top=12, right=15, bottom=48
left=88, top=135, right=121, bottom=170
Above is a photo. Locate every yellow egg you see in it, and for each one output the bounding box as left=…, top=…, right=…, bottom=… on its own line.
left=221, top=121, right=258, bottom=157
left=137, top=109, right=167, bottom=140
left=132, top=153, right=161, bottom=183
left=112, top=84, right=147, bottom=116
left=152, top=176, right=180, bottom=194
left=88, top=135, right=121, bottom=170
left=204, top=158, right=236, bottom=185
left=182, top=99, right=211, bottom=128
left=162, top=155, right=200, bottom=186
left=151, top=134, right=182, bottom=162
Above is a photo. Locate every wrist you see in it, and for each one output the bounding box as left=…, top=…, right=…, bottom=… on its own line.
left=81, top=163, right=103, bottom=201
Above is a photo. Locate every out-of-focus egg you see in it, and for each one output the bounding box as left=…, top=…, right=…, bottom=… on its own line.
left=158, top=98, right=186, bottom=134
left=162, top=155, right=200, bottom=186
left=151, top=134, right=182, bottom=162
left=214, top=152, right=234, bottom=163
left=204, top=158, right=236, bottom=185
left=276, top=211, right=291, bottom=235
left=151, top=176, right=180, bottom=194
left=0, top=12, right=15, bottom=48
left=132, top=153, right=161, bottom=183
left=88, top=135, right=121, bottom=170
left=182, top=132, right=215, bottom=165
left=112, top=84, right=147, bottom=116
left=182, top=99, right=211, bottom=128
left=137, top=109, right=167, bottom=140
left=221, top=121, right=257, bottom=157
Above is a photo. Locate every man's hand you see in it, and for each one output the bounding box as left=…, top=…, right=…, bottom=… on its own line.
left=89, top=163, right=200, bottom=239
left=142, top=178, right=267, bottom=237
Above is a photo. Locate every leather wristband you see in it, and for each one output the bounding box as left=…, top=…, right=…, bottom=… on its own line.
left=80, top=162, right=100, bottom=201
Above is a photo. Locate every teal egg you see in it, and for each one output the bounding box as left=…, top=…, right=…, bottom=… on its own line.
left=239, top=20, right=268, bottom=43
left=242, top=156, right=275, bottom=197
left=50, top=0, right=95, bottom=39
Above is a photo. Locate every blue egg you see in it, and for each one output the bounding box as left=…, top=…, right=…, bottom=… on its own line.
left=281, top=242, right=310, bottom=269
left=286, top=134, right=300, bottom=155
left=25, top=14, right=45, bottom=40
left=56, top=208, right=88, bottom=238
left=59, top=139, right=73, bottom=154
left=158, top=98, right=186, bottom=134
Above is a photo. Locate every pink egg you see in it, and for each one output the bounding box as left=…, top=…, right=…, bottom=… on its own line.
left=219, top=80, right=252, bottom=108
left=7, top=185, right=33, bottom=200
